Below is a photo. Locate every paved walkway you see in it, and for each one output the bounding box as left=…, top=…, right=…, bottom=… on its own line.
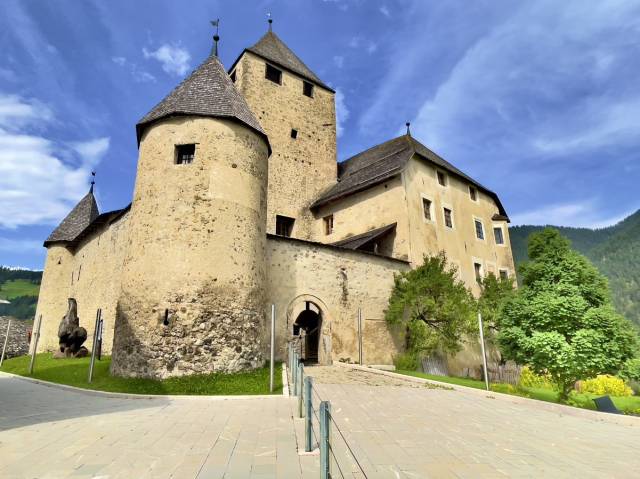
left=305, top=365, right=640, bottom=478
left=0, top=374, right=316, bottom=479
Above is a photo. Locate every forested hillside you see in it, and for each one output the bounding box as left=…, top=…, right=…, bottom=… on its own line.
left=509, top=210, right=640, bottom=327
left=0, top=267, right=42, bottom=320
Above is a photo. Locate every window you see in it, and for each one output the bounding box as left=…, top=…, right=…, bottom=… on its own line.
left=469, top=186, right=478, bottom=201
left=323, top=215, right=334, bottom=235
left=474, top=219, right=484, bottom=240
left=291, top=129, right=298, bottom=139
left=276, top=215, right=295, bottom=237
left=230, top=70, right=236, bottom=83
left=437, top=171, right=447, bottom=186
left=494, top=226, right=504, bottom=245
left=499, top=269, right=509, bottom=280
left=303, top=81, right=314, bottom=97
left=422, top=198, right=432, bottom=221
left=474, top=262, right=483, bottom=283
left=265, top=63, right=282, bottom=84
left=176, top=144, right=195, bottom=165
left=443, top=208, right=453, bottom=228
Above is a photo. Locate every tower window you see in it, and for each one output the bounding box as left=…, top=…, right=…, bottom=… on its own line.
left=474, top=219, right=484, bottom=240
left=175, top=144, right=195, bottom=165
left=303, top=81, right=314, bottom=97
left=494, top=226, right=504, bottom=245
left=323, top=215, right=334, bottom=235
left=499, top=269, right=509, bottom=280
left=422, top=198, right=432, bottom=221
left=230, top=70, right=237, bottom=83
left=469, top=186, right=478, bottom=201
left=291, top=129, right=298, bottom=139
left=437, top=171, right=447, bottom=186
left=276, top=215, right=295, bottom=237
left=443, top=208, right=453, bottom=228
left=265, top=64, right=282, bottom=84
left=474, top=262, right=483, bottom=283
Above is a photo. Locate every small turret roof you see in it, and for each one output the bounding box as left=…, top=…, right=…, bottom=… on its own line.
left=44, top=190, right=99, bottom=246
left=136, top=54, right=270, bottom=152
left=231, top=31, right=333, bottom=92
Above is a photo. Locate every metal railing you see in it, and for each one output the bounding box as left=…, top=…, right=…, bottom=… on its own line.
left=287, top=342, right=368, bottom=478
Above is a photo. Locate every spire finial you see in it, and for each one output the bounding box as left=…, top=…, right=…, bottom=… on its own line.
left=210, top=19, right=220, bottom=57
left=267, top=12, right=273, bottom=32
left=406, top=122, right=411, bottom=136
left=89, top=171, right=96, bottom=193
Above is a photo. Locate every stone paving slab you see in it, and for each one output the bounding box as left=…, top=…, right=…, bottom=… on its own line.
left=305, top=365, right=640, bottom=478
left=0, top=374, right=313, bottom=478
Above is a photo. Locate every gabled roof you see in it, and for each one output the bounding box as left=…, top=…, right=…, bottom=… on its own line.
left=311, top=134, right=509, bottom=221
left=136, top=54, right=270, bottom=152
left=229, top=31, right=333, bottom=92
left=44, top=190, right=99, bottom=246
left=331, top=223, right=397, bottom=250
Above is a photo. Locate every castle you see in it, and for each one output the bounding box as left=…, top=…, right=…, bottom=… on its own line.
left=33, top=26, right=515, bottom=378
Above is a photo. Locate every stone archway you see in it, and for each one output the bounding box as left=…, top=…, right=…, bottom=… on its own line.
left=286, top=294, right=332, bottom=365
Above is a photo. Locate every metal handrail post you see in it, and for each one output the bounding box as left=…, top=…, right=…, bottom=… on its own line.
left=297, top=362, right=304, bottom=418
left=320, top=401, right=331, bottom=479
left=88, top=309, right=101, bottom=383
left=28, top=314, right=42, bottom=375
left=304, top=377, right=313, bottom=452
left=293, top=352, right=299, bottom=396
left=478, top=312, right=490, bottom=391
left=0, top=319, right=11, bottom=367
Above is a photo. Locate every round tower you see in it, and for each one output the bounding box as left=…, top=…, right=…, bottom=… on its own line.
left=111, top=50, right=270, bottom=378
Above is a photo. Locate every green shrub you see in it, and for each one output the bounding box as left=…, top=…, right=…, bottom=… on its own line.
left=619, top=358, right=640, bottom=382
left=580, top=375, right=633, bottom=397
left=394, top=352, right=420, bottom=371
left=518, top=366, right=554, bottom=389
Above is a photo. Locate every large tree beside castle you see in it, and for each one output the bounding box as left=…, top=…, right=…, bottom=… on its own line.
left=498, top=228, right=638, bottom=401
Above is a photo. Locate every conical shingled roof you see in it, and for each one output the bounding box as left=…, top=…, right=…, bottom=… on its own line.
left=242, top=31, right=333, bottom=91
left=44, top=190, right=99, bottom=246
left=136, top=54, right=269, bottom=152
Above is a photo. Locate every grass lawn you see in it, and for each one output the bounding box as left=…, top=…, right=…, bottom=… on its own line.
left=0, top=279, right=40, bottom=299
left=0, top=353, right=283, bottom=395
left=396, top=370, right=640, bottom=415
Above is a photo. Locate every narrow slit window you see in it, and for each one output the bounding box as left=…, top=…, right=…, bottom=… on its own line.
left=499, top=269, right=509, bottom=280
left=303, top=81, right=314, bottom=97
left=494, top=226, right=504, bottom=245
left=163, top=309, right=170, bottom=326
left=230, top=70, right=237, bottom=83
left=176, top=144, right=195, bottom=165
left=474, top=219, right=484, bottom=240
left=265, top=63, right=282, bottom=84
left=444, top=208, right=453, bottom=228
left=323, top=215, right=334, bottom=235
left=422, top=198, right=432, bottom=221
left=469, top=186, right=478, bottom=201
left=437, top=171, right=447, bottom=186
left=291, top=129, right=298, bottom=139
left=474, top=262, right=483, bottom=283
left=276, top=215, right=295, bottom=237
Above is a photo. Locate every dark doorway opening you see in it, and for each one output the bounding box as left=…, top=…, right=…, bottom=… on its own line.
left=294, top=305, right=321, bottom=364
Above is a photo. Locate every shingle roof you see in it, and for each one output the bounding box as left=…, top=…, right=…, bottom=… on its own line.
left=331, top=223, right=397, bottom=250
left=44, top=190, right=99, bottom=246
left=230, top=31, right=333, bottom=92
left=136, top=54, right=270, bottom=152
left=311, top=134, right=509, bottom=220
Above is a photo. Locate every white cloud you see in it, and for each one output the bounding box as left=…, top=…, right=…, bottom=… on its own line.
left=112, top=56, right=156, bottom=83
left=380, top=5, right=390, bottom=17
left=0, top=95, right=109, bottom=229
left=511, top=201, right=637, bottom=228
left=0, top=94, right=53, bottom=129
left=335, top=89, right=350, bottom=137
left=143, top=44, right=191, bottom=76
left=111, top=56, right=126, bottom=66
left=0, top=237, right=41, bottom=253
left=333, top=55, right=345, bottom=68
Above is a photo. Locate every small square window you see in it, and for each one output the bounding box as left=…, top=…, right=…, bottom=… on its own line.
left=437, top=171, right=447, bottom=186
left=323, top=215, right=334, bottom=235
left=469, top=186, right=478, bottom=201
left=175, top=144, right=195, bottom=165
left=422, top=198, right=432, bottom=221
left=499, top=269, right=509, bottom=280
left=291, top=129, right=298, bottom=139
left=474, top=262, right=483, bottom=283
left=303, top=81, right=314, bottom=97
left=474, top=219, right=484, bottom=240
left=230, top=70, right=237, bottom=83
left=265, top=64, right=282, bottom=84
left=276, top=215, right=295, bottom=237
left=494, top=227, right=504, bottom=245
left=444, top=208, right=453, bottom=228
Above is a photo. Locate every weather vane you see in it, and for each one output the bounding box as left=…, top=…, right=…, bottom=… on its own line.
left=267, top=12, right=273, bottom=31
left=90, top=171, right=96, bottom=193
left=210, top=19, right=220, bottom=56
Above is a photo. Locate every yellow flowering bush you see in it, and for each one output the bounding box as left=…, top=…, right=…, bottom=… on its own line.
left=518, top=366, right=554, bottom=389
left=580, top=375, right=633, bottom=397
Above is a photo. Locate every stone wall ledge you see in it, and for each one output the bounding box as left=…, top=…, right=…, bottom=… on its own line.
left=337, top=362, right=640, bottom=428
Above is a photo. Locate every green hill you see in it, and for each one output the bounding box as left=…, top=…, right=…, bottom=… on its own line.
left=0, top=267, right=42, bottom=320
left=509, top=210, right=640, bottom=327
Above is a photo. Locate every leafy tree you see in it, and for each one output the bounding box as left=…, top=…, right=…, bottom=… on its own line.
left=498, top=228, right=638, bottom=401
left=478, top=273, right=515, bottom=361
left=385, top=252, right=476, bottom=357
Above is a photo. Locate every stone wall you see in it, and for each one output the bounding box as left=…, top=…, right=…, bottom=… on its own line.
left=266, top=235, right=409, bottom=366
left=111, top=117, right=269, bottom=379
left=233, top=52, right=337, bottom=240
left=0, top=317, right=31, bottom=359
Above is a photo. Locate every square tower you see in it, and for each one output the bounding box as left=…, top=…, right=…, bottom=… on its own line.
left=229, top=30, right=337, bottom=240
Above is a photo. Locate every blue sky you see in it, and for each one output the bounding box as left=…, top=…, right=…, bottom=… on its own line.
left=1, top=0, right=640, bottom=269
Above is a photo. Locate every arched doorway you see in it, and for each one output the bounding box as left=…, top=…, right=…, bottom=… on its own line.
left=293, top=304, right=321, bottom=363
